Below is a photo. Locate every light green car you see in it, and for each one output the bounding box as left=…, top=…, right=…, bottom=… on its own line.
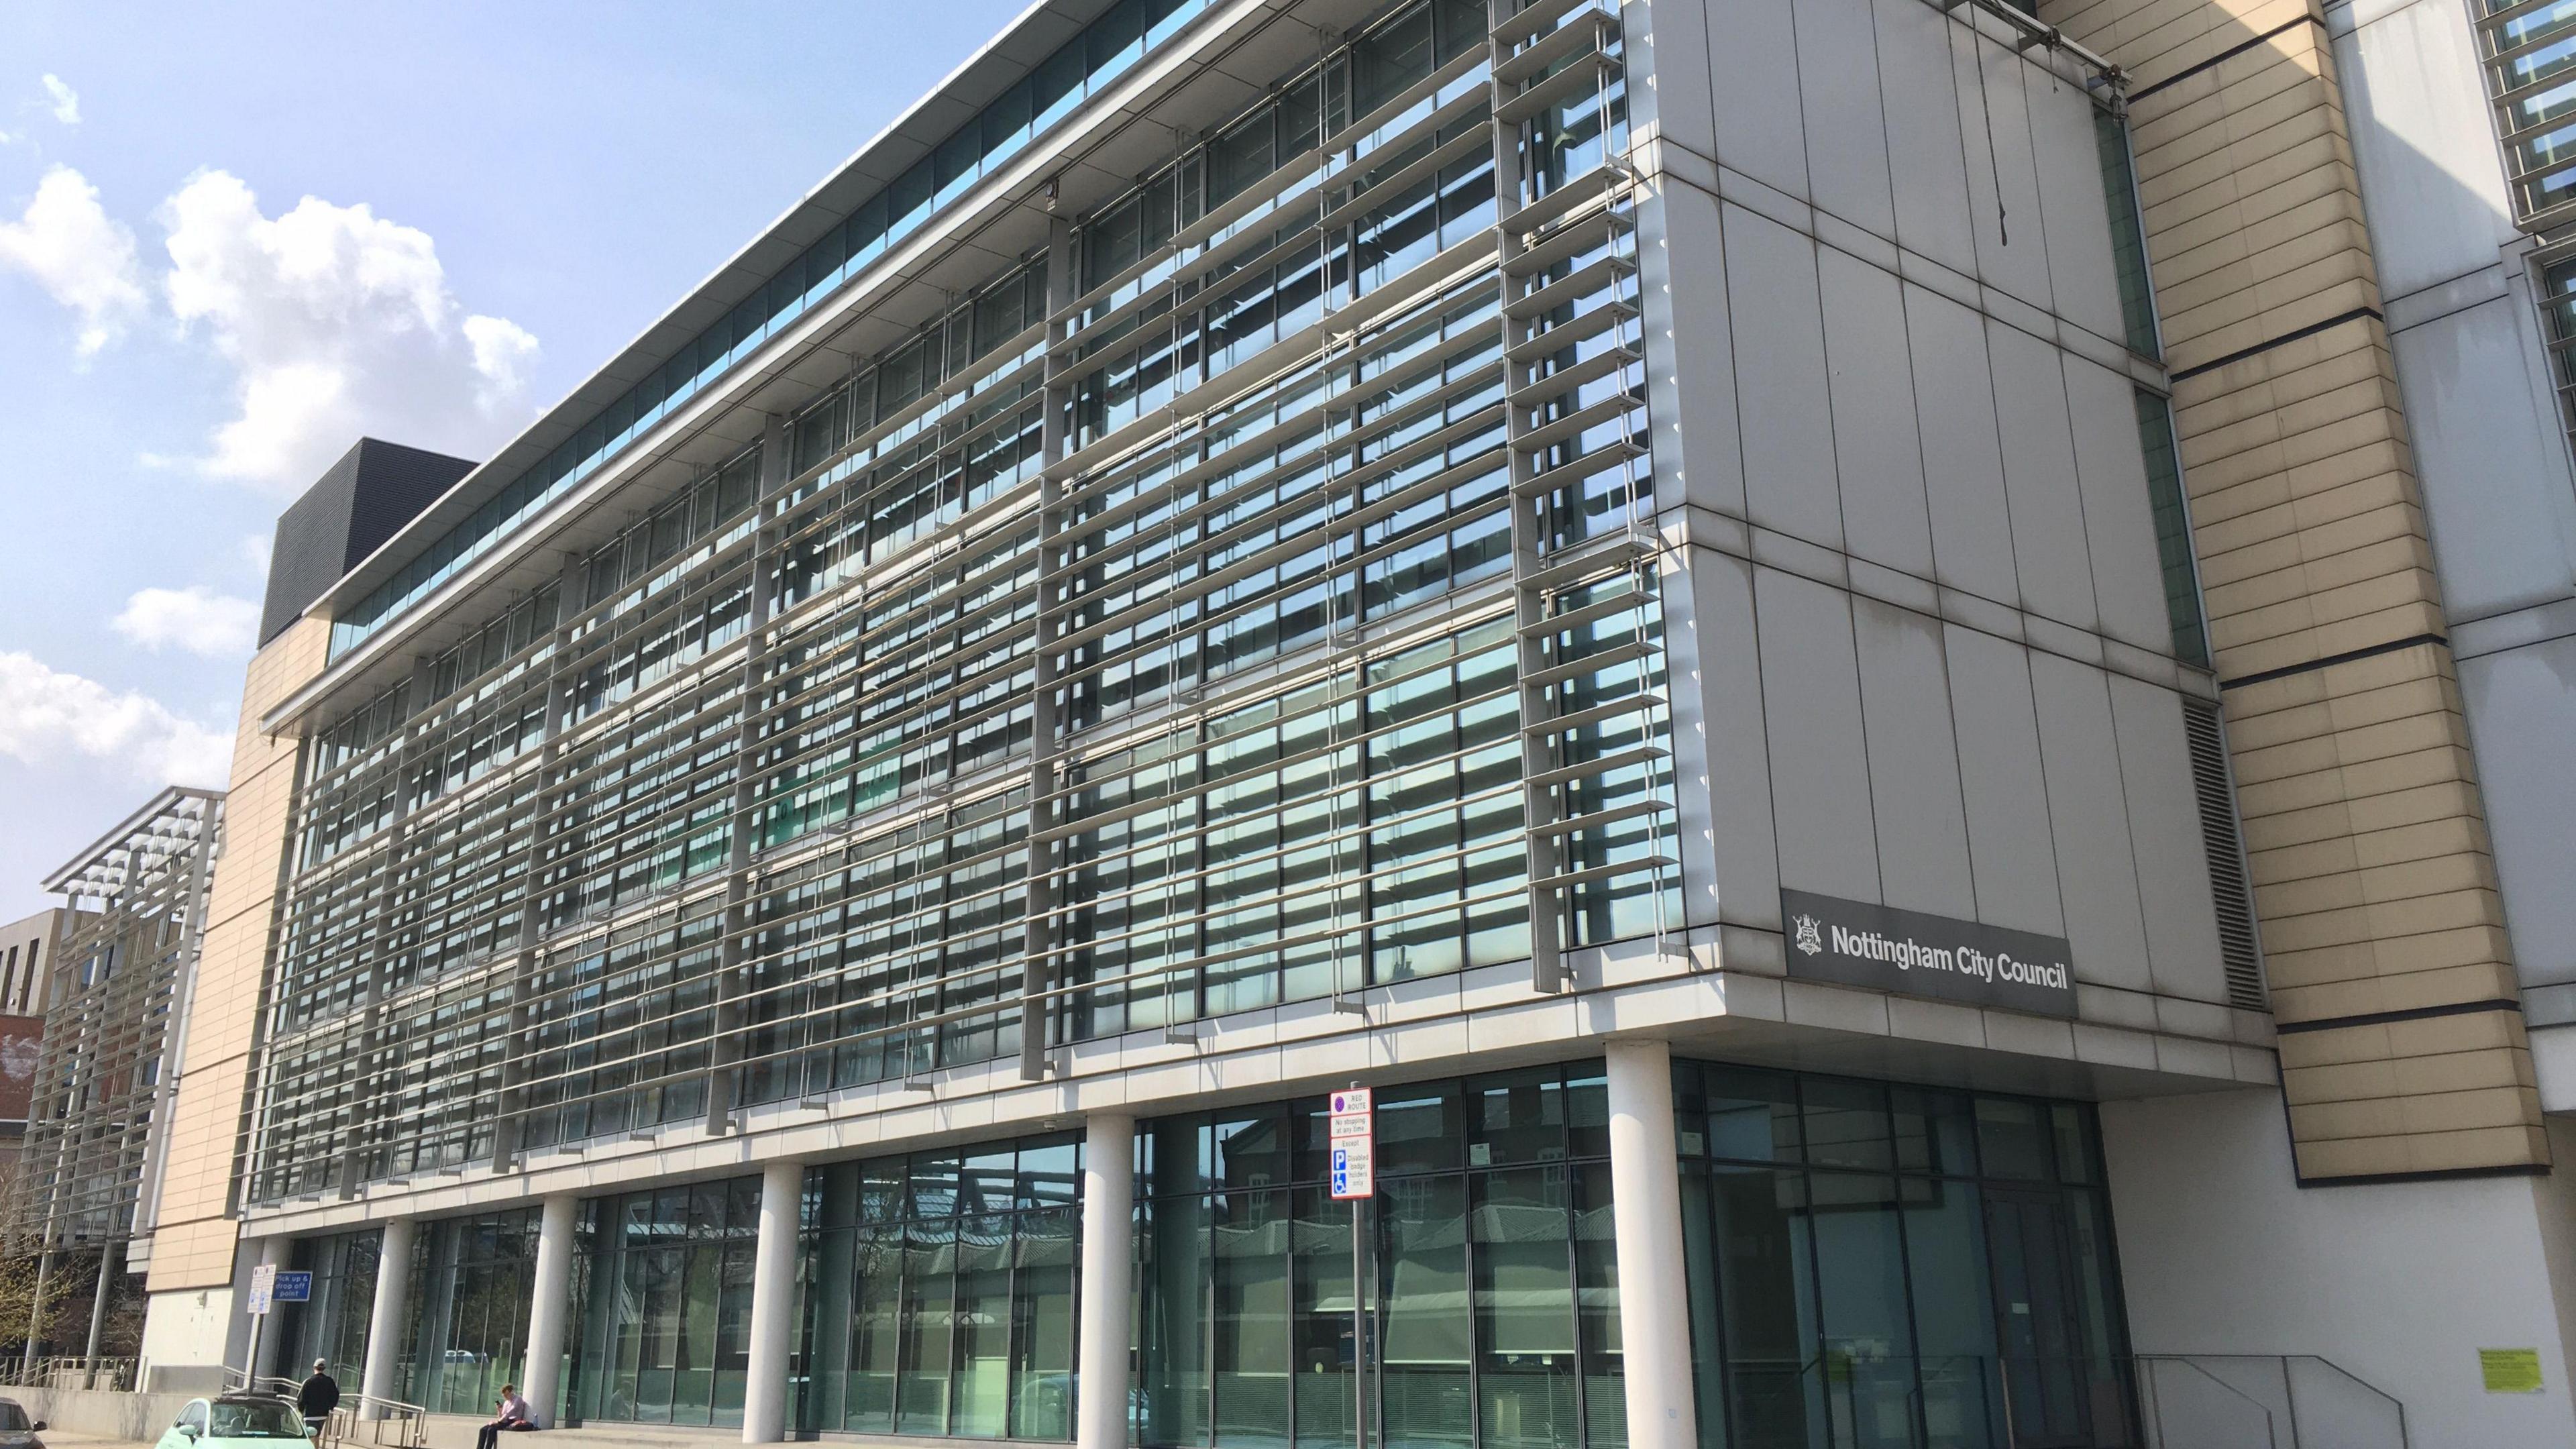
left=152, top=1396, right=314, bottom=1449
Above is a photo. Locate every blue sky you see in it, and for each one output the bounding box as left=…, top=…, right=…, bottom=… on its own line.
left=0, top=1, right=1030, bottom=922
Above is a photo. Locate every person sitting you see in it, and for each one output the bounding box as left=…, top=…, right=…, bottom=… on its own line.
left=297, top=1360, right=341, bottom=1439
left=473, top=1386, right=537, bottom=1449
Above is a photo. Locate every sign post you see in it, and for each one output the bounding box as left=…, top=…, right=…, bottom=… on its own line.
left=1330, top=1087, right=1375, bottom=1449
left=244, top=1262, right=277, bottom=1384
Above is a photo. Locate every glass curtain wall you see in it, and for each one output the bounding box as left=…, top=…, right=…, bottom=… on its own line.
left=1673, top=1063, right=2133, bottom=1449
left=1134, top=1065, right=1622, bottom=1449
left=793, top=1135, right=1083, bottom=1440
left=278, top=1229, right=381, bottom=1387
left=564, top=1177, right=763, bottom=1426
left=257, top=0, right=1671, bottom=1203
left=396, top=1208, right=542, bottom=1414
left=330, top=0, right=1222, bottom=660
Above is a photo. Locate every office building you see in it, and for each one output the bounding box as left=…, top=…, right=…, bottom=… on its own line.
left=113, top=0, right=2576, bottom=1442
left=13, top=790, right=223, bottom=1365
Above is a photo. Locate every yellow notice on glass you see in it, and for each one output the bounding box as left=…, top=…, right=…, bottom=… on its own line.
left=2481, top=1348, right=2544, bottom=1395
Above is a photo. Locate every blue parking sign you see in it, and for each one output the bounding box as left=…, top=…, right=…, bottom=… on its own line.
left=272, top=1271, right=312, bottom=1303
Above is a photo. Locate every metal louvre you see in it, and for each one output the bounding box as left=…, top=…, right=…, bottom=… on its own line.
left=251, top=0, right=1680, bottom=1203
left=2182, top=696, right=2265, bottom=1013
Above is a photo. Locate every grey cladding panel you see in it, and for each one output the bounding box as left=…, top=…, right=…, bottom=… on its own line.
left=1854, top=598, right=1976, bottom=918
left=2030, top=652, right=2152, bottom=991
left=1727, top=207, right=1844, bottom=548
left=1820, top=247, right=1935, bottom=579
left=1794, top=0, right=1898, bottom=237
left=1907, top=286, right=2019, bottom=602
left=1943, top=623, right=2063, bottom=936
left=1756, top=567, right=1882, bottom=904
left=2065, top=357, right=2174, bottom=655
left=1989, top=323, right=2098, bottom=633
left=1874, top=0, right=1977, bottom=274
left=1707, top=0, right=1810, bottom=199
left=2108, top=676, right=2229, bottom=1004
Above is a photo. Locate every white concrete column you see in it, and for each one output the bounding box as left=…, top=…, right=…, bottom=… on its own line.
left=360, top=1218, right=416, bottom=1418
left=742, top=1161, right=802, bottom=1444
left=1077, top=1112, right=1136, bottom=1449
left=250, top=1236, right=293, bottom=1381
left=521, top=1196, right=577, bottom=1427
left=1605, top=1039, right=1697, bottom=1449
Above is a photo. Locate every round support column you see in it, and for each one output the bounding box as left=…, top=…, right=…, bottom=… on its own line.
left=742, top=1161, right=802, bottom=1444
left=359, top=1218, right=416, bottom=1419
left=1077, top=1112, right=1136, bottom=1449
left=1605, top=1039, right=1698, bottom=1449
left=522, top=1197, right=577, bottom=1426
left=250, top=1236, right=293, bottom=1383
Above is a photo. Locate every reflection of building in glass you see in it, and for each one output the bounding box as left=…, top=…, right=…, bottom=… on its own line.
left=17, top=788, right=223, bottom=1364
left=0, top=907, right=73, bottom=1168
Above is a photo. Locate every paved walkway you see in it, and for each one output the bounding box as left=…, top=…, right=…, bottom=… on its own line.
left=40, top=1428, right=154, bottom=1449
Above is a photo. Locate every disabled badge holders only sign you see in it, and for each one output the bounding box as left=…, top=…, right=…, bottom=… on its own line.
left=1330, top=1087, right=1374, bottom=1199
left=246, top=1263, right=276, bottom=1317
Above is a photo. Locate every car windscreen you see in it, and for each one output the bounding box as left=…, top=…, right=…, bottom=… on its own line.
left=209, top=1402, right=307, bottom=1438
left=0, top=1403, right=30, bottom=1430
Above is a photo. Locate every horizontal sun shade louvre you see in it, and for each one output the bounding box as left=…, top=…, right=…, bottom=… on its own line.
left=327, top=0, right=1219, bottom=663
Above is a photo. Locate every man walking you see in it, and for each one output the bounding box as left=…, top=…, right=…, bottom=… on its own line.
left=297, top=1360, right=340, bottom=1440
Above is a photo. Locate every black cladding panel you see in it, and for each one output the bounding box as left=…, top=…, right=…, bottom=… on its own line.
left=258, top=439, right=476, bottom=646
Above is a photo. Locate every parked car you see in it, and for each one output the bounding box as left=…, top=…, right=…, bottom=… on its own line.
left=0, top=1397, right=47, bottom=1449
left=153, top=1395, right=313, bottom=1449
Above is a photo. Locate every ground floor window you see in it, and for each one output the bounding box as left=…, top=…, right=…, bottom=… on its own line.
left=396, top=1208, right=540, bottom=1414
left=793, top=1134, right=1083, bottom=1440
left=1673, top=1062, right=2133, bottom=1449
left=1134, top=1063, right=1623, bottom=1449
left=566, top=1177, right=762, bottom=1426
left=278, top=1228, right=380, bottom=1387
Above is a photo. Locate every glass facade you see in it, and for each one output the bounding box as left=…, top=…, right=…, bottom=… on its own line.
left=400, top=1059, right=2136, bottom=1449
left=1674, top=1063, right=2132, bottom=1449
left=793, top=1135, right=1084, bottom=1440
left=258, top=0, right=1673, bottom=1203
left=2129, top=391, right=2208, bottom=671
left=2091, top=111, right=2157, bottom=360
left=396, top=1208, right=542, bottom=1414
left=2476, top=0, right=2576, bottom=225
left=277, top=1229, right=382, bottom=1388
left=329, top=0, right=1222, bottom=660
left=566, top=1177, right=764, bottom=1426
left=1134, top=1065, right=1623, bottom=1449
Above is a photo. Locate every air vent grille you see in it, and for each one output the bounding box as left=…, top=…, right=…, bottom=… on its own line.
left=2183, top=696, right=2265, bottom=1011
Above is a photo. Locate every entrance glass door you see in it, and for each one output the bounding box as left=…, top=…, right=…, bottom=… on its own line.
left=1982, top=1189, right=2091, bottom=1448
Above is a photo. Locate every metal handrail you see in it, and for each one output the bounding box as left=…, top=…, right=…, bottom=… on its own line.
left=2137, top=1353, right=2410, bottom=1449
left=0, top=1355, right=136, bottom=1391
left=323, top=1392, right=430, bottom=1449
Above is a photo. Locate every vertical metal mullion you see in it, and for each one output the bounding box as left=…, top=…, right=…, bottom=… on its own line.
left=1487, top=0, right=1566, bottom=994
left=490, top=559, right=582, bottom=1171
left=707, top=417, right=788, bottom=1132
left=1021, top=213, right=1077, bottom=1081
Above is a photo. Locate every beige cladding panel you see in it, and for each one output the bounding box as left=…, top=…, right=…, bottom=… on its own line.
left=147, top=616, right=325, bottom=1293
left=2041, top=0, right=2543, bottom=1177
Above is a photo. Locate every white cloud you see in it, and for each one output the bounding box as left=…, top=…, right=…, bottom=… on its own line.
left=0, top=652, right=233, bottom=787
left=158, top=169, right=539, bottom=492
left=111, top=586, right=260, bottom=659
left=239, top=532, right=274, bottom=578
left=0, top=166, right=146, bottom=355
left=39, top=74, right=77, bottom=125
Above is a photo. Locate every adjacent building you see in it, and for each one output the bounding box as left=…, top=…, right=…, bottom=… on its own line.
left=15, top=790, right=223, bottom=1366
left=107, top=0, right=2576, bottom=1444
left=0, top=908, right=72, bottom=1166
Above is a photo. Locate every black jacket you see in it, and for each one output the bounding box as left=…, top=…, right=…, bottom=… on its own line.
left=299, top=1373, right=341, bottom=1417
